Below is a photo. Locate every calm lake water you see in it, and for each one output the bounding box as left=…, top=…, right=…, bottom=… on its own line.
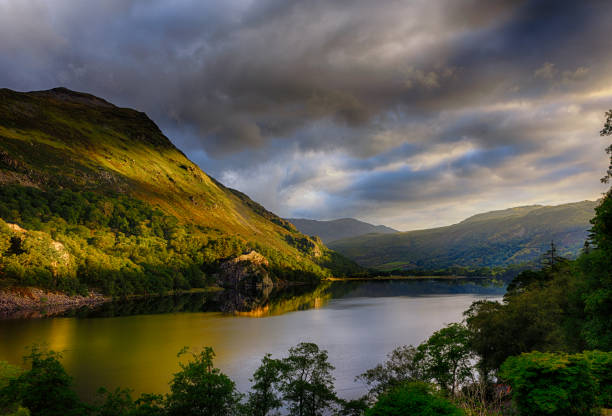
left=0, top=279, right=505, bottom=401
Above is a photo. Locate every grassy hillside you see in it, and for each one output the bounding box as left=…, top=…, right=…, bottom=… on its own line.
left=287, top=218, right=398, bottom=243
left=328, top=201, right=598, bottom=270
left=0, top=88, right=359, bottom=295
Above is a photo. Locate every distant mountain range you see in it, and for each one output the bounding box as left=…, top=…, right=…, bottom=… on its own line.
left=325, top=201, right=598, bottom=270
left=287, top=218, right=398, bottom=243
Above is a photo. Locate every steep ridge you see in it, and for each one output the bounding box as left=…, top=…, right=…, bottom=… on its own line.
left=0, top=88, right=359, bottom=295
left=328, top=200, right=598, bottom=270
left=287, top=218, right=398, bottom=243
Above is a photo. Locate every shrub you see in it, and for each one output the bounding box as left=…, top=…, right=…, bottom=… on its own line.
left=0, top=347, right=89, bottom=416
left=365, top=382, right=464, bottom=416
left=165, top=347, right=242, bottom=416
left=584, top=350, right=612, bottom=408
left=500, top=351, right=597, bottom=416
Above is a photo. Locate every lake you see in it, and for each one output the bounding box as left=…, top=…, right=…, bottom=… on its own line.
left=0, top=278, right=505, bottom=401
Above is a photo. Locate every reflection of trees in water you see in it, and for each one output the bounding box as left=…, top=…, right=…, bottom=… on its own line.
left=61, top=291, right=220, bottom=318
left=60, top=278, right=505, bottom=318
left=61, top=282, right=333, bottom=318
left=330, top=278, right=506, bottom=299
left=216, top=281, right=335, bottom=316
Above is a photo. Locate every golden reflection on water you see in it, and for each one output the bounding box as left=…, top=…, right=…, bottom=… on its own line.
left=233, top=282, right=331, bottom=317
left=235, top=305, right=270, bottom=317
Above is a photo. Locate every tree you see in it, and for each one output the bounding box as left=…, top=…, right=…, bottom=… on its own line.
left=0, top=347, right=89, bottom=416
left=246, top=354, right=284, bottom=416
left=500, top=352, right=598, bottom=416
left=94, top=388, right=166, bottom=416
left=0, top=361, right=26, bottom=415
left=356, top=345, right=423, bottom=402
left=578, top=111, right=612, bottom=349
left=599, top=109, right=612, bottom=183
left=165, top=347, right=242, bottom=416
left=129, top=394, right=166, bottom=416
left=95, top=387, right=136, bottom=416
left=505, top=269, right=551, bottom=299
left=279, top=342, right=338, bottom=416
left=335, top=398, right=369, bottom=416
left=414, top=323, right=474, bottom=395
left=3, top=406, right=31, bottom=416
left=365, top=382, right=463, bottom=416
left=465, top=281, right=569, bottom=376
left=540, top=240, right=566, bottom=269
left=0, top=361, right=22, bottom=390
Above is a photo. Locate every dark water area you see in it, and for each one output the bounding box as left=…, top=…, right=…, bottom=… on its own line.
left=0, top=278, right=505, bottom=401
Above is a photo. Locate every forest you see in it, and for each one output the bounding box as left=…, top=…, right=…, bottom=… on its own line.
left=0, top=185, right=358, bottom=296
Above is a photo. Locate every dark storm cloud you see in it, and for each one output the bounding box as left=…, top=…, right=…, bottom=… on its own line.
left=1, top=0, right=611, bottom=228
left=0, top=0, right=527, bottom=154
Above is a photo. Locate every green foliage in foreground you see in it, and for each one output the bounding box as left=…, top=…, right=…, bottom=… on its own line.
left=246, top=354, right=284, bottom=416
left=357, top=323, right=475, bottom=402
left=2, top=343, right=612, bottom=416
left=0, top=363, right=21, bottom=391
left=0, top=344, right=340, bottom=416
left=0, top=363, right=28, bottom=416
left=165, top=347, right=243, bottom=416
left=500, top=352, right=599, bottom=416
left=584, top=350, right=612, bottom=408
left=0, top=348, right=89, bottom=416
left=365, top=382, right=463, bottom=416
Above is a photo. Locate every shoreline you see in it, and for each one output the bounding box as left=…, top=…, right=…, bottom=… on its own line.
left=0, top=276, right=489, bottom=319
left=326, top=274, right=490, bottom=281
left=0, top=287, right=109, bottom=320
left=0, top=281, right=310, bottom=319
left=0, top=287, right=228, bottom=319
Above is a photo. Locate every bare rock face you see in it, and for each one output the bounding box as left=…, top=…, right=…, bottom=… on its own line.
left=218, top=250, right=273, bottom=289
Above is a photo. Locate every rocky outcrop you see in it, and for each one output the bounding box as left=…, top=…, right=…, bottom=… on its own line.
left=218, top=250, right=273, bottom=289
left=3, top=222, right=74, bottom=277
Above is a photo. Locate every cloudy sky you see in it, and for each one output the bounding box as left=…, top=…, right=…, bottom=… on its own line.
left=1, top=0, right=611, bottom=230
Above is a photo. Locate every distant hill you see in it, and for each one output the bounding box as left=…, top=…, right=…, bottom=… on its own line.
left=287, top=218, right=399, bottom=243
left=328, top=201, right=598, bottom=270
left=0, top=88, right=360, bottom=295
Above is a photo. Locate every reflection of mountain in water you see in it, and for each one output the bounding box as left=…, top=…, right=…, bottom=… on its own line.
left=60, top=278, right=504, bottom=319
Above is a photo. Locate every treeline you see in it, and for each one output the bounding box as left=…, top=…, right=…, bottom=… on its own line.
left=0, top=185, right=356, bottom=296
left=373, top=263, right=531, bottom=281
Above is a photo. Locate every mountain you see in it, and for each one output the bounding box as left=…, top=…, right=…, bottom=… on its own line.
left=0, top=88, right=359, bottom=295
left=328, top=201, right=598, bottom=270
left=287, top=218, right=399, bottom=243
